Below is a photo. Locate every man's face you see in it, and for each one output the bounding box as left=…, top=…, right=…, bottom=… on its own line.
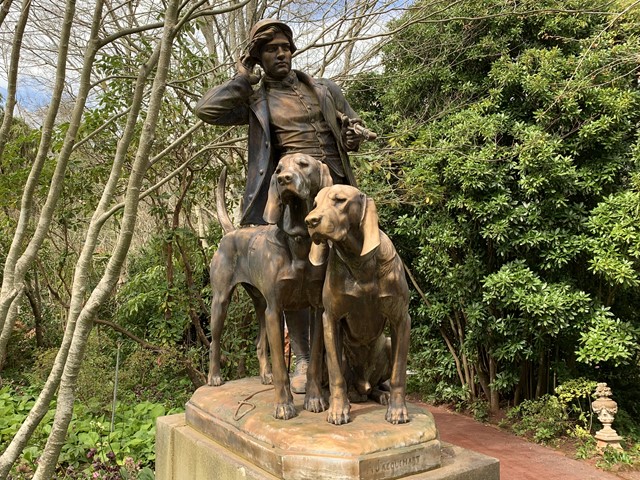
left=260, top=32, right=292, bottom=80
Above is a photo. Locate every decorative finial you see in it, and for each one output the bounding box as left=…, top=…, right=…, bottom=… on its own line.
left=592, top=383, right=623, bottom=450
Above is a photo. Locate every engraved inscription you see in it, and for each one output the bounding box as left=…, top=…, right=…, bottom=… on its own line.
left=367, top=454, right=422, bottom=476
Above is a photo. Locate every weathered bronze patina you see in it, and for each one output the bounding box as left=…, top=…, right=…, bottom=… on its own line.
left=306, top=185, right=411, bottom=425
left=195, top=19, right=365, bottom=226
left=207, top=153, right=332, bottom=419
left=196, top=18, right=369, bottom=397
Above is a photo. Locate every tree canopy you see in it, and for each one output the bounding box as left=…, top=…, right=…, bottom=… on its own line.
left=349, top=0, right=640, bottom=412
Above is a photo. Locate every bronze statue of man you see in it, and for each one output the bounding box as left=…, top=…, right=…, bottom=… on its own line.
left=195, top=18, right=366, bottom=392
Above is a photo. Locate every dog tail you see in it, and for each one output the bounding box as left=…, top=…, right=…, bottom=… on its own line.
left=216, top=167, right=236, bottom=234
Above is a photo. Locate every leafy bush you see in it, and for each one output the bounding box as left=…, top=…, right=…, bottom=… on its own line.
left=597, top=445, right=639, bottom=471
left=554, top=377, right=597, bottom=433
left=469, top=399, right=491, bottom=422
left=354, top=0, right=640, bottom=410
left=31, top=335, right=193, bottom=412
left=0, top=382, right=178, bottom=478
left=508, top=394, right=568, bottom=443
left=116, top=346, right=193, bottom=408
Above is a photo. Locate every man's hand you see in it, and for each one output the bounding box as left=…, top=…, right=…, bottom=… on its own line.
left=343, top=125, right=364, bottom=151
left=339, top=114, right=376, bottom=151
left=237, top=54, right=261, bottom=85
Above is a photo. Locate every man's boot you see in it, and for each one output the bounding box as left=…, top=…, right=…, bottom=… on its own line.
left=286, top=309, right=310, bottom=394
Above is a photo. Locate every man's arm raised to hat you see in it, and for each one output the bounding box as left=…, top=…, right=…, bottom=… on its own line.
left=194, top=56, right=259, bottom=126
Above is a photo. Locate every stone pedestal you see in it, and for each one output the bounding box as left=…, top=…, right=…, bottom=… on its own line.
left=156, top=377, right=499, bottom=480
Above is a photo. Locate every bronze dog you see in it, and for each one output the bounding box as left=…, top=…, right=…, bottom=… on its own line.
left=305, top=185, right=411, bottom=425
left=208, top=153, right=332, bottom=419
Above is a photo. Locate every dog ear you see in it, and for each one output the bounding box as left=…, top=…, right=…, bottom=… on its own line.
left=319, top=162, right=333, bottom=189
left=263, top=173, right=282, bottom=224
left=360, top=195, right=380, bottom=257
left=309, top=241, right=329, bottom=266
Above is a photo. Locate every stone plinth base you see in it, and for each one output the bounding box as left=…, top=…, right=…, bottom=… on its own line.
left=156, top=377, right=499, bottom=480
left=595, top=429, right=623, bottom=450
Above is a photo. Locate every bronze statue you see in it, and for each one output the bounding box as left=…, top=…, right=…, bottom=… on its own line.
left=195, top=18, right=368, bottom=393
left=207, top=153, right=332, bottom=419
left=305, top=185, right=411, bottom=425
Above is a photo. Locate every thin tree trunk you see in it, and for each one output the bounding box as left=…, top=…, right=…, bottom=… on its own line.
left=176, top=239, right=210, bottom=348
left=195, top=204, right=210, bottom=249
left=0, top=0, right=76, bottom=368
left=0, top=0, right=33, bottom=367
left=0, top=0, right=14, bottom=27
left=476, top=364, right=491, bottom=401
left=535, top=348, right=546, bottom=399
left=0, top=0, right=31, bottom=168
left=24, top=277, right=44, bottom=348
left=489, top=355, right=499, bottom=413
left=476, top=347, right=491, bottom=401
left=514, top=359, right=528, bottom=405
left=0, top=8, right=164, bottom=476
left=439, top=326, right=465, bottom=388
left=31, top=2, right=179, bottom=476
left=469, top=364, right=477, bottom=399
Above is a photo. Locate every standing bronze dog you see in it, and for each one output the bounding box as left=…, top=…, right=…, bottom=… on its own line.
left=208, top=153, right=331, bottom=419
left=305, top=185, right=411, bottom=425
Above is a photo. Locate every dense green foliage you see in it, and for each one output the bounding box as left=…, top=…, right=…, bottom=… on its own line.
left=350, top=0, right=640, bottom=412
left=3, top=0, right=640, bottom=475
left=1, top=376, right=177, bottom=478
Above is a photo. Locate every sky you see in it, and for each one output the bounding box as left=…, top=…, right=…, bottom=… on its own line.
left=0, top=81, right=52, bottom=112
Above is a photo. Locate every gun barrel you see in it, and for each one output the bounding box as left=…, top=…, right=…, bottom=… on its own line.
left=352, top=123, right=378, bottom=141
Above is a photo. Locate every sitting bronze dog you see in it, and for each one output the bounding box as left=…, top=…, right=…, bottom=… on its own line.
left=305, top=185, right=411, bottom=425
left=208, top=153, right=331, bottom=419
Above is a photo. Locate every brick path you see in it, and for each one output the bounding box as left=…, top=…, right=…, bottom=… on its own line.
left=425, top=404, right=639, bottom=480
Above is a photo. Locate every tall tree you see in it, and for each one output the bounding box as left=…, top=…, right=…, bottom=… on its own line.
left=353, top=0, right=640, bottom=411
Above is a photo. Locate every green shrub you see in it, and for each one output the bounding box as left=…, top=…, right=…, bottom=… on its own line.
left=469, top=399, right=491, bottom=422
left=554, top=377, right=597, bottom=433
left=507, top=395, right=568, bottom=443
left=0, top=381, right=180, bottom=478
left=117, top=346, right=193, bottom=408
left=597, top=446, right=637, bottom=470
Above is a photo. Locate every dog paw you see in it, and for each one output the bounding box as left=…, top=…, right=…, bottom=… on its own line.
left=207, top=374, right=224, bottom=387
left=371, top=389, right=390, bottom=406
left=304, top=394, right=328, bottom=413
left=260, top=372, right=273, bottom=385
left=327, top=402, right=351, bottom=425
left=385, top=404, right=410, bottom=424
left=274, top=402, right=297, bottom=420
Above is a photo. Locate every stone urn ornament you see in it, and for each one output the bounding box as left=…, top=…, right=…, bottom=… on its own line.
left=592, top=383, right=623, bottom=450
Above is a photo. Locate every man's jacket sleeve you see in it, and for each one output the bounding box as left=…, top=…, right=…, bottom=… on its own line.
left=324, top=80, right=361, bottom=124
left=195, top=76, right=254, bottom=126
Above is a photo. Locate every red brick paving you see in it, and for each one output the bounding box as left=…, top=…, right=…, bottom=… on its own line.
left=425, top=404, right=636, bottom=480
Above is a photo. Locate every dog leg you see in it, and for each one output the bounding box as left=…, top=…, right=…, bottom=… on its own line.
left=304, top=308, right=328, bottom=413
left=370, top=387, right=390, bottom=406
left=246, top=288, right=272, bottom=385
left=385, top=312, right=411, bottom=424
left=265, top=305, right=296, bottom=420
left=323, top=311, right=350, bottom=425
left=208, top=288, right=231, bottom=386
left=255, top=307, right=272, bottom=385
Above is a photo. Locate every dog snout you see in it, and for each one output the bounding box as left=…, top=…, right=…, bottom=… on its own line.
left=277, top=172, right=293, bottom=185
left=305, top=214, right=322, bottom=228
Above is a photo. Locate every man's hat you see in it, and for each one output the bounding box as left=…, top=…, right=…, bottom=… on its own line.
left=247, top=19, right=296, bottom=60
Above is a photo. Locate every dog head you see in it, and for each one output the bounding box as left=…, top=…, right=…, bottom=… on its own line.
left=263, top=154, right=333, bottom=229
left=305, top=185, right=380, bottom=261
